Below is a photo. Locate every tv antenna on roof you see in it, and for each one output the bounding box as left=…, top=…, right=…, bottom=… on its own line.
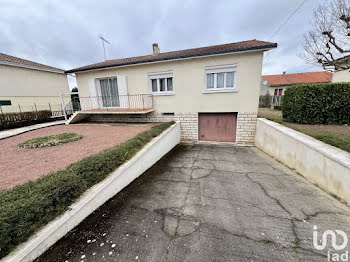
left=99, top=35, right=110, bottom=61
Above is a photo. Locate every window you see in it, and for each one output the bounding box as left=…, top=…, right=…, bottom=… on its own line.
left=0, top=100, right=11, bottom=106
left=274, top=88, right=283, bottom=96
left=151, top=79, right=157, bottom=92
left=148, top=72, right=174, bottom=94
left=99, top=78, right=119, bottom=107
left=207, top=74, right=214, bottom=89
left=205, top=64, right=237, bottom=91
left=162, top=112, right=175, bottom=116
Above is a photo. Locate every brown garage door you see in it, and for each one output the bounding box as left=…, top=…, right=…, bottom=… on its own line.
left=199, top=113, right=237, bottom=142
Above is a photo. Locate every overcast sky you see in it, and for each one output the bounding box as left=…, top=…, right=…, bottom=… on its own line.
left=1, top=0, right=322, bottom=89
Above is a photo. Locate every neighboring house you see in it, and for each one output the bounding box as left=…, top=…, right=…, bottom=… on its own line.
left=331, top=55, right=350, bottom=82
left=332, top=70, right=350, bottom=82
left=0, top=53, right=69, bottom=113
left=261, top=71, right=332, bottom=96
left=66, top=39, right=277, bottom=144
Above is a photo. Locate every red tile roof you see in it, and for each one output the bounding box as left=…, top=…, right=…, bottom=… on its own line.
left=0, top=53, right=64, bottom=73
left=66, top=39, right=277, bottom=73
left=263, top=71, right=332, bottom=86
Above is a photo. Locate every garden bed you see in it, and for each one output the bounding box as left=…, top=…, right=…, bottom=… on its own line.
left=258, top=108, right=350, bottom=153
left=18, top=133, right=82, bottom=148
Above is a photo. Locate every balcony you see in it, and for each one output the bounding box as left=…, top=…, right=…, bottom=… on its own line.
left=64, top=94, right=154, bottom=124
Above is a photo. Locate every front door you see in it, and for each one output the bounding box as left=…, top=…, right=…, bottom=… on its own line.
left=198, top=113, right=237, bottom=142
left=100, top=78, right=120, bottom=107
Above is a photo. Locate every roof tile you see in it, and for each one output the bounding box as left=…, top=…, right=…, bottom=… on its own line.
left=0, top=53, right=64, bottom=73
left=66, top=39, right=277, bottom=73
left=263, top=71, right=332, bottom=86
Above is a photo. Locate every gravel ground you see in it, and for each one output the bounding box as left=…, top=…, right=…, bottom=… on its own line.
left=0, top=123, right=155, bottom=190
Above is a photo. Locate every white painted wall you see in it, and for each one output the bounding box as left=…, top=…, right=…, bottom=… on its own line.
left=0, top=65, right=69, bottom=96
left=332, top=70, right=350, bottom=82
left=75, top=51, right=264, bottom=114
left=0, top=64, right=69, bottom=112
left=255, top=118, right=350, bottom=205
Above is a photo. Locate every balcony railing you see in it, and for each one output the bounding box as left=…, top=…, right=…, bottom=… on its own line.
left=76, top=94, right=154, bottom=111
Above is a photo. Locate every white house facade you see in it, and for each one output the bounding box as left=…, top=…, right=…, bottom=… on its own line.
left=66, top=40, right=277, bottom=144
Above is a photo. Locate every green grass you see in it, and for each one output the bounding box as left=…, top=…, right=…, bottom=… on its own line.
left=296, top=130, right=350, bottom=153
left=258, top=108, right=350, bottom=153
left=18, top=133, right=82, bottom=148
left=0, top=121, right=175, bottom=258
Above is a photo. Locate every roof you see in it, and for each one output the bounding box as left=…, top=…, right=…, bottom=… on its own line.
left=0, top=53, right=64, bottom=73
left=66, top=39, right=277, bottom=74
left=262, top=71, right=332, bottom=87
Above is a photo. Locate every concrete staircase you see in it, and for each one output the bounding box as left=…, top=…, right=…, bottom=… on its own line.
left=66, top=112, right=91, bottom=125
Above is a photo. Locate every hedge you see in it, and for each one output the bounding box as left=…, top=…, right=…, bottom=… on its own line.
left=0, top=110, right=52, bottom=130
left=282, top=83, right=350, bottom=124
left=0, top=121, right=174, bottom=258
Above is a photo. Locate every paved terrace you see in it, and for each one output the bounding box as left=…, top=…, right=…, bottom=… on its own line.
left=37, top=144, right=350, bottom=261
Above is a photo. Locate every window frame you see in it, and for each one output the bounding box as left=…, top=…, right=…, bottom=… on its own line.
left=148, top=71, right=174, bottom=95
left=204, top=64, right=237, bottom=93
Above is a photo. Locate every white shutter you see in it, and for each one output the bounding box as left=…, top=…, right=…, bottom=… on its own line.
left=88, top=78, right=97, bottom=96
left=117, top=76, right=129, bottom=108
left=86, top=78, right=99, bottom=109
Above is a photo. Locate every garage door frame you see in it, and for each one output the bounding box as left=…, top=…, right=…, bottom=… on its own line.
left=198, top=112, right=238, bottom=143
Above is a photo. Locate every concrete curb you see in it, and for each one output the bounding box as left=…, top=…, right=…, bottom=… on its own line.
left=0, top=120, right=66, bottom=140
left=2, top=121, right=181, bottom=262
left=255, top=118, right=350, bottom=205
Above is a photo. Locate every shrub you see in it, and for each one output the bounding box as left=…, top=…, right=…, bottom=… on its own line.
left=0, top=121, right=175, bottom=258
left=282, top=83, right=350, bottom=124
left=259, top=93, right=272, bottom=107
left=0, top=110, right=52, bottom=130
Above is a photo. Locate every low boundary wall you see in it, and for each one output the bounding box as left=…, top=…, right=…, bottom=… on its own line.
left=255, top=118, right=350, bottom=205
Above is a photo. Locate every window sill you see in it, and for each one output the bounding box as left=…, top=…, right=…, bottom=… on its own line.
left=203, top=89, right=238, bottom=94
left=151, top=92, right=175, bottom=96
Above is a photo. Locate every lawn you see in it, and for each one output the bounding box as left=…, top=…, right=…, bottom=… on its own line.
left=258, top=108, right=350, bottom=153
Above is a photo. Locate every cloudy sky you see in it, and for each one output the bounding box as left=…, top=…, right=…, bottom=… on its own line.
left=1, top=0, right=322, bottom=89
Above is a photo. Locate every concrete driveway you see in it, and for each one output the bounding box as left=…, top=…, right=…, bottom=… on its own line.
left=37, top=144, right=350, bottom=262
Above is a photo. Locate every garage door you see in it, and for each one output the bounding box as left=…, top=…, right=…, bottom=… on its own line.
left=198, top=113, right=237, bottom=142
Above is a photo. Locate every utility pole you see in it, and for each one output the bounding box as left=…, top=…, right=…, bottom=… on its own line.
left=99, top=35, right=111, bottom=61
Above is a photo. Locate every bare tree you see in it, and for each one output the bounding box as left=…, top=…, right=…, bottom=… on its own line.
left=301, top=0, right=350, bottom=71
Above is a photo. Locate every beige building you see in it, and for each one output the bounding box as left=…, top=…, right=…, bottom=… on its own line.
left=66, top=40, right=277, bottom=144
left=332, top=70, right=350, bottom=82
left=330, top=55, right=350, bottom=82
left=0, top=53, right=69, bottom=113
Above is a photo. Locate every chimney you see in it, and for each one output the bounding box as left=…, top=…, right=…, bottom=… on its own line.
left=283, top=71, right=286, bottom=75
left=152, top=43, right=160, bottom=55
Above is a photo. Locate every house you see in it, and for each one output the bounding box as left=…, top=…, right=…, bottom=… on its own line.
left=331, top=55, right=350, bottom=82
left=65, top=39, right=277, bottom=144
left=0, top=53, right=69, bottom=113
left=261, top=71, right=332, bottom=96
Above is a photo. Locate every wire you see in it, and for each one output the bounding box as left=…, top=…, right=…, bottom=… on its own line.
left=269, top=0, right=308, bottom=39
